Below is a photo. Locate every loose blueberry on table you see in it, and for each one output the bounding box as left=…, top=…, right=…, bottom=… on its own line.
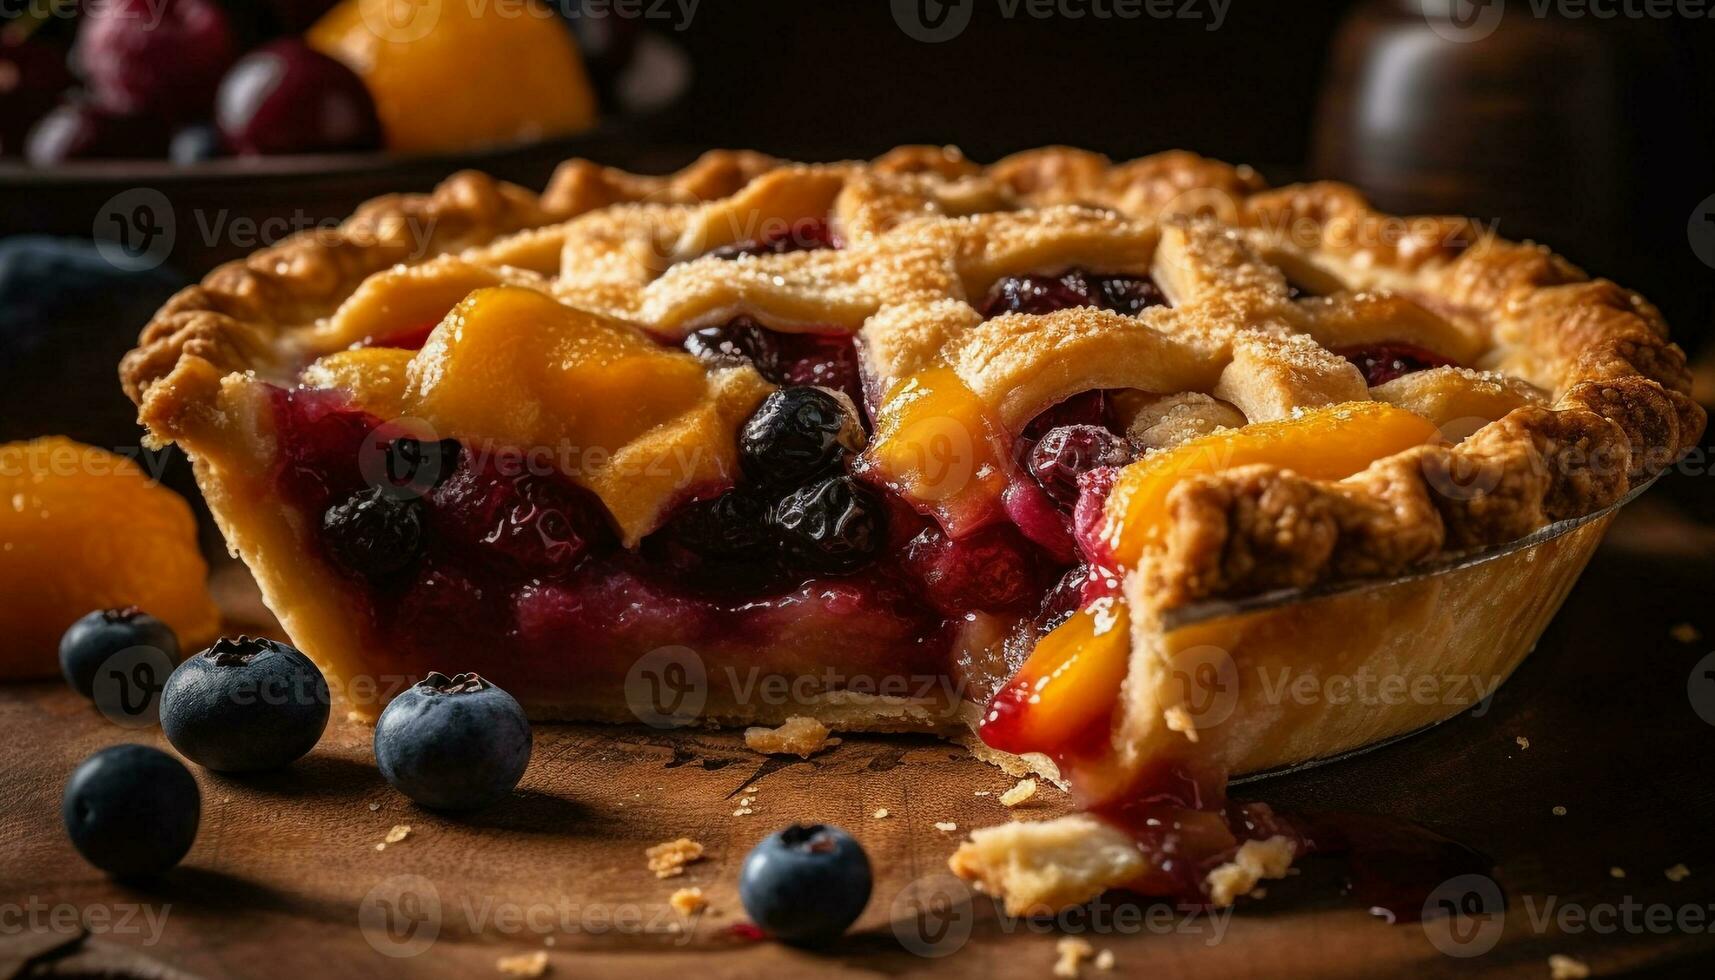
left=739, top=824, right=873, bottom=945
left=161, top=636, right=331, bottom=772
left=59, top=607, right=181, bottom=700
left=373, top=671, right=532, bottom=810
left=62, top=744, right=200, bottom=877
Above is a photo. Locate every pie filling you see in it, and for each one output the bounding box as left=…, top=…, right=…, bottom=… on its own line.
left=259, top=257, right=1472, bottom=905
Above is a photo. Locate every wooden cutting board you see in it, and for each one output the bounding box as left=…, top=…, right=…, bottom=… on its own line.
left=3, top=497, right=1714, bottom=979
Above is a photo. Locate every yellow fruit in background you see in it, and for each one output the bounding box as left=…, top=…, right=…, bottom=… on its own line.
left=0, top=437, right=220, bottom=680
left=309, top=0, right=598, bottom=154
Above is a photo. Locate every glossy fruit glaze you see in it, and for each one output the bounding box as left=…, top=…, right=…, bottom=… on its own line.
left=266, top=386, right=1065, bottom=701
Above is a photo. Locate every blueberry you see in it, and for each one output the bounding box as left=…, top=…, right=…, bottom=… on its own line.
left=168, top=122, right=224, bottom=164
left=161, top=636, right=330, bottom=772
left=665, top=491, right=775, bottom=563
left=373, top=672, right=532, bottom=810
left=62, top=744, right=199, bottom=877
left=770, top=475, right=886, bottom=574
left=322, top=486, right=424, bottom=578
left=684, top=319, right=780, bottom=376
left=739, top=824, right=872, bottom=945
left=58, top=607, right=180, bottom=700
left=738, top=386, right=861, bottom=488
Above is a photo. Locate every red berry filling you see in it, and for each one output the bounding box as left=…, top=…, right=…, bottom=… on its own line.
left=1335, top=342, right=1457, bottom=387
left=425, top=453, right=615, bottom=576
left=265, top=386, right=1074, bottom=701
left=900, top=524, right=1045, bottom=616
left=980, top=270, right=1167, bottom=319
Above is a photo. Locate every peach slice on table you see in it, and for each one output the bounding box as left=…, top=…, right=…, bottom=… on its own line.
left=0, top=437, right=219, bottom=679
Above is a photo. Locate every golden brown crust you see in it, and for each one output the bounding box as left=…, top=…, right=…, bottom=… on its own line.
left=122, top=146, right=1705, bottom=609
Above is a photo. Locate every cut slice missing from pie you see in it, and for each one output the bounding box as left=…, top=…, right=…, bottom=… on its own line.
left=122, top=146, right=1703, bottom=914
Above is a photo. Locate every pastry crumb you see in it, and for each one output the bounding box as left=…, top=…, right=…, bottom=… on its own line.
left=1000, top=778, right=1038, bottom=808
left=1093, top=949, right=1115, bottom=971
left=1552, top=805, right=1567, bottom=816
left=873, top=807, right=890, bottom=819
left=384, top=824, right=411, bottom=844
left=345, top=710, right=372, bottom=725
left=1205, top=836, right=1296, bottom=907
left=744, top=716, right=839, bottom=758
left=1547, top=953, right=1590, bottom=979
left=1053, top=937, right=1095, bottom=978
left=367, top=802, right=381, bottom=812
left=1516, top=736, right=1531, bottom=749
left=668, top=887, right=706, bottom=917
left=934, top=821, right=958, bottom=832
left=496, top=950, right=549, bottom=977
left=1609, top=867, right=1626, bottom=878
left=646, top=838, right=705, bottom=878
left=973, top=790, right=991, bottom=797
left=732, top=807, right=754, bottom=817
left=1669, top=622, right=1701, bottom=644
left=1248, top=887, right=1267, bottom=900
left=1163, top=705, right=1199, bottom=741
left=1666, top=863, right=1690, bottom=882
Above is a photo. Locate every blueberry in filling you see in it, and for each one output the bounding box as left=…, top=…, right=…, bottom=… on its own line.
left=980, top=269, right=1167, bottom=318
left=770, top=475, right=888, bottom=575
left=322, top=486, right=425, bottom=579
left=738, top=385, right=863, bottom=489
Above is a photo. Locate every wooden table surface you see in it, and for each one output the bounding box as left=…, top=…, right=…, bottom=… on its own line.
left=3, top=486, right=1714, bottom=979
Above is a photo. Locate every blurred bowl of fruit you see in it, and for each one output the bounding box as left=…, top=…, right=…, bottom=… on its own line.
left=0, top=0, right=692, bottom=271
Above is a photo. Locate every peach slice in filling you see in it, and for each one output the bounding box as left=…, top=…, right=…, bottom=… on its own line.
left=1100, top=402, right=1442, bottom=568
left=858, top=367, right=1015, bottom=536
